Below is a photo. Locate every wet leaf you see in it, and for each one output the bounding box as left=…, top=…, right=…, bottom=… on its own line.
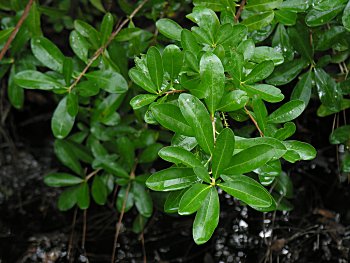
left=156, top=18, right=183, bottom=41
left=267, top=100, right=305, bottom=124
left=44, top=173, right=84, bottom=187
left=179, top=183, right=211, bottom=215
left=159, top=146, right=203, bottom=167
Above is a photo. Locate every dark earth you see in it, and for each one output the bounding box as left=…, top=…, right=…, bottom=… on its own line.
left=0, top=84, right=349, bottom=263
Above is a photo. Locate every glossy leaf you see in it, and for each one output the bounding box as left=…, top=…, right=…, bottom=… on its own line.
left=314, top=68, right=342, bottom=112
left=241, top=11, right=274, bottom=31
left=200, top=52, right=225, bottom=114
left=163, top=45, right=183, bottom=80
left=266, top=59, right=307, bottom=86
left=181, top=30, right=200, bottom=55
left=164, top=189, right=187, bottom=213
left=92, top=175, right=107, bottom=205
left=129, top=68, right=158, bottom=94
left=272, top=24, right=294, bottom=61
left=274, top=10, right=297, bottom=26
left=117, top=186, right=134, bottom=213
left=69, top=30, right=90, bottom=63
left=139, top=143, right=163, bottom=164
left=219, top=175, right=273, bottom=207
left=130, top=94, right=158, bottom=110
left=151, top=103, right=194, bottom=137
left=44, top=173, right=83, bottom=187
left=193, top=166, right=211, bottom=183
left=240, top=84, right=284, bottom=103
left=74, top=20, right=100, bottom=48
left=193, top=187, right=219, bottom=245
left=133, top=182, right=153, bottom=217
left=146, top=167, right=197, bottom=191
left=58, top=187, right=78, bottom=211
left=216, top=24, right=247, bottom=49
left=288, top=24, right=313, bottom=62
left=100, top=13, right=113, bottom=45
left=329, top=125, right=350, bottom=144
left=217, top=90, right=249, bottom=111
left=156, top=18, right=183, bottom=41
left=274, top=122, right=296, bottom=140
left=85, top=70, right=128, bottom=94
left=14, top=70, right=63, bottom=90
left=283, top=141, right=317, bottom=162
left=212, top=128, right=235, bottom=179
left=291, top=71, right=313, bottom=107
left=224, top=144, right=276, bottom=174
left=178, top=94, right=214, bottom=154
left=343, top=0, right=350, bottom=31
left=147, top=46, right=164, bottom=90
left=279, top=0, right=309, bottom=12
left=159, top=146, right=203, bottom=167
left=77, top=182, right=90, bottom=210
left=179, top=184, right=211, bottom=215
left=31, top=36, right=64, bottom=73
left=252, top=96, right=267, bottom=134
left=267, top=100, right=305, bottom=124
left=245, top=0, right=282, bottom=11
left=52, top=97, right=75, bottom=139
left=306, top=6, right=344, bottom=27
left=244, top=60, right=274, bottom=84
left=54, top=139, right=83, bottom=176
left=251, top=46, right=284, bottom=66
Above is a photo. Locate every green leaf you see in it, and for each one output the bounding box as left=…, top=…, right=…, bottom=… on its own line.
left=241, top=11, right=274, bottom=31
left=274, top=10, right=297, bottom=26
left=216, top=24, right=247, bottom=50
left=132, top=214, right=148, bottom=234
left=156, top=18, right=183, bottom=41
left=159, top=146, right=203, bottom=168
left=343, top=1, right=350, bottom=31
left=74, top=20, right=100, bottom=49
left=272, top=24, right=294, bottom=61
left=178, top=184, right=211, bottom=215
left=275, top=172, right=293, bottom=198
left=329, top=125, right=350, bottom=144
left=267, top=100, right=305, bottom=124
left=44, top=173, right=84, bottom=187
left=252, top=96, right=267, bottom=134
left=251, top=46, right=284, bottom=66
left=14, top=70, right=63, bottom=90
left=200, top=52, right=225, bottom=114
left=193, top=187, right=219, bottom=245
left=151, top=103, right=194, bottom=136
left=26, top=2, right=42, bottom=37
left=164, top=189, right=187, bottom=213
left=51, top=96, right=75, bottom=139
left=291, top=71, right=313, bottom=107
left=67, top=92, right=79, bottom=117
left=129, top=68, right=158, bottom=94
left=181, top=30, right=201, bottom=55
left=244, top=60, right=274, bottom=84
left=240, top=84, right=284, bottom=103
left=58, top=186, right=79, bottom=211
left=178, top=94, right=214, bottom=154
left=212, top=128, right=235, bottom=179
left=237, top=39, right=255, bottom=61
left=116, top=137, right=135, bottom=172
left=245, top=0, right=282, bottom=11
left=147, top=46, right=164, bottom=90
left=163, top=45, right=183, bottom=80
left=92, top=156, right=129, bottom=178
left=100, top=13, right=113, bottom=45
left=117, top=186, right=134, bottom=213
left=0, top=28, right=14, bottom=44
left=224, top=144, right=276, bottom=174
left=279, top=0, right=309, bottom=12
left=266, top=58, right=307, bottom=86
left=317, top=99, right=350, bottom=117
left=193, top=166, right=211, bottom=183
left=282, top=141, right=316, bottom=162
left=8, top=67, right=24, bottom=109
left=133, top=182, right=153, bottom=217
left=90, top=0, right=106, bottom=12
left=315, top=26, right=346, bottom=51
left=139, top=143, right=163, bottom=163
left=274, top=122, right=296, bottom=140
left=54, top=139, right=83, bottom=175
left=77, top=182, right=90, bottom=210
left=193, top=0, right=225, bottom=11
left=288, top=24, right=313, bottom=62
left=69, top=30, right=90, bottom=63
left=63, top=57, right=73, bottom=86
left=314, top=68, right=342, bottom=112
left=85, top=70, right=128, bottom=94
left=219, top=175, right=273, bottom=207
left=31, top=36, right=64, bottom=73
left=146, top=167, right=198, bottom=191
left=217, top=90, right=249, bottom=112
left=305, top=6, right=344, bottom=27
left=92, top=175, right=107, bottom=205
left=130, top=94, right=158, bottom=110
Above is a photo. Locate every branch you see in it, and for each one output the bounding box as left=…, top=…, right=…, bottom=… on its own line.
left=68, top=0, right=148, bottom=92
left=163, top=89, right=186, bottom=95
left=235, top=0, right=247, bottom=23
left=0, top=0, right=34, bottom=61
left=244, top=106, right=264, bottom=137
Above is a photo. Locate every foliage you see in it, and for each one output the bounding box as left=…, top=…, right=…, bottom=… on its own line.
left=1, top=0, right=349, bottom=246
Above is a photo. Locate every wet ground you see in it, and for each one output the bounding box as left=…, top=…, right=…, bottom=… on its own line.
left=0, top=94, right=350, bottom=263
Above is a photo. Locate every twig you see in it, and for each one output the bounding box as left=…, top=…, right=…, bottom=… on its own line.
left=0, top=0, right=34, bottom=61
left=68, top=207, right=78, bottom=262
left=82, top=209, right=87, bottom=250
left=234, top=0, right=247, bottom=23
left=68, top=0, right=148, bottom=93
left=140, top=230, right=147, bottom=263
left=244, top=106, right=264, bottom=137
left=163, top=89, right=186, bottom=95
left=85, top=168, right=101, bottom=181
left=111, top=182, right=131, bottom=263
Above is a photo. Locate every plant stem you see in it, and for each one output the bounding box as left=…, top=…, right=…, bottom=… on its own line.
left=82, top=209, right=87, bottom=250
left=85, top=168, right=101, bottom=182
left=234, top=0, right=247, bottom=23
left=244, top=106, right=264, bottom=137
left=68, top=207, right=78, bottom=262
left=68, top=0, right=148, bottom=93
left=0, top=0, right=34, bottom=61
left=163, top=89, right=186, bottom=95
